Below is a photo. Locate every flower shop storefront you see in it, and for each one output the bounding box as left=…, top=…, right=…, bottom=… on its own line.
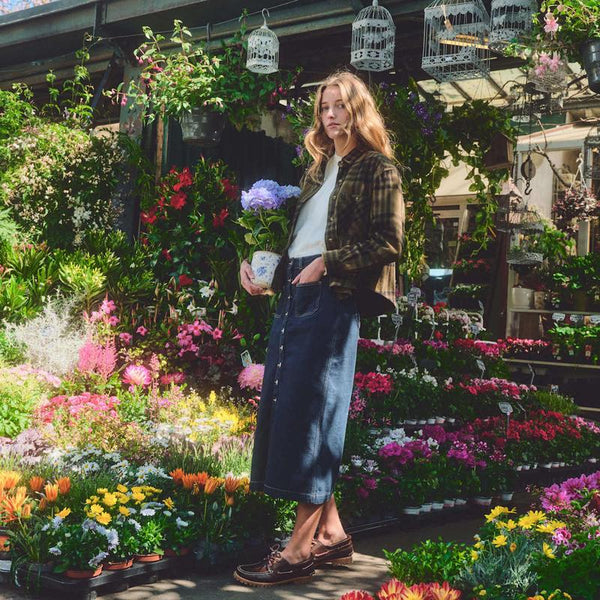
left=2, top=0, right=600, bottom=599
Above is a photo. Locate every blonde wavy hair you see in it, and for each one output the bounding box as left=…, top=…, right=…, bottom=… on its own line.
left=304, top=71, right=394, bottom=182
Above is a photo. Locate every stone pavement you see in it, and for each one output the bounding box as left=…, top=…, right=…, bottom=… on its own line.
left=0, top=511, right=487, bottom=600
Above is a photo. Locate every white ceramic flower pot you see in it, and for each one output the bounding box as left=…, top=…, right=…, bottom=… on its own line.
left=402, top=506, right=421, bottom=516
left=499, top=491, right=514, bottom=502
left=444, top=499, right=455, bottom=508
left=432, top=502, right=444, bottom=511
left=251, top=251, right=281, bottom=290
left=473, top=496, right=493, bottom=506
left=510, top=287, right=534, bottom=309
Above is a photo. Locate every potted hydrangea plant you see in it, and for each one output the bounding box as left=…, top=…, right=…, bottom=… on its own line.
left=236, top=179, right=300, bottom=290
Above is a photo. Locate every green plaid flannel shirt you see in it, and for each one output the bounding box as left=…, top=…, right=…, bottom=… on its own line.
left=273, top=147, right=404, bottom=316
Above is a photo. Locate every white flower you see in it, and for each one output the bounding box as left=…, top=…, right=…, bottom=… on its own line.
left=176, top=517, right=189, bottom=528
left=140, top=508, right=156, bottom=517
left=199, top=285, right=214, bottom=298
left=350, top=455, right=364, bottom=468
left=49, top=546, right=62, bottom=556
left=339, top=464, right=349, bottom=474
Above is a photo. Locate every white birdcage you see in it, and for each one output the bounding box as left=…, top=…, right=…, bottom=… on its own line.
left=246, top=9, right=279, bottom=74
left=422, top=0, right=490, bottom=83
left=489, top=0, right=537, bottom=52
left=350, top=0, right=396, bottom=72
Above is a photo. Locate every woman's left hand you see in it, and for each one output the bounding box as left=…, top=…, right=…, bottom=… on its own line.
left=292, top=256, right=326, bottom=285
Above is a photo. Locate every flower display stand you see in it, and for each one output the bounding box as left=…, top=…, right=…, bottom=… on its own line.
left=15, top=555, right=193, bottom=600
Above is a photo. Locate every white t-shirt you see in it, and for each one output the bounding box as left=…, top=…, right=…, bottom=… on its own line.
left=288, top=154, right=342, bottom=258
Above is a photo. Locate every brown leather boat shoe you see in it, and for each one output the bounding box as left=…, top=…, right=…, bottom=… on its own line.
left=311, top=535, right=354, bottom=567
left=234, top=546, right=315, bottom=587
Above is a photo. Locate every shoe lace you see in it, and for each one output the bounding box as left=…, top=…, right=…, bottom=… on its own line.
left=265, top=545, right=282, bottom=571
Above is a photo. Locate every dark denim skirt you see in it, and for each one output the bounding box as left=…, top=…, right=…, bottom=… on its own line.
left=250, top=254, right=360, bottom=504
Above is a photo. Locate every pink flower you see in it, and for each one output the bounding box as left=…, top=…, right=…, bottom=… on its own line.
left=108, top=316, right=119, bottom=326
left=544, top=11, right=559, bottom=35
left=100, top=298, right=116, bottom=314
left=159, top=372, right=186, bottom=385
left=212, top=328, right=223, bottom=340
left=136, top=326, right=148, bottom=336
left=238, top=363, right=265, bottom=392
left=119, top=332, right=132, bottom=345
left=122, top=364, right=151, bottom=388
left=548, top=52, right=562, bottom=72
left=120, top=94, right=128, bottom=107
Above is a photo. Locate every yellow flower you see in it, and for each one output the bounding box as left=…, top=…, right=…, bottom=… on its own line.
left=96, top=488, right=108, bottom=495
left=536, top=520, right=566, bottom=534
left=132, top=492, right=145, bottom=504
left=116, top=493, right=130, bottom=504
left=527, top=510, right=546, bottom=523
left=504, top=519, right=517, bottom=531
left=518, top=515, right=535, bottom=530
left=474, top=541, right=484, bottom=549
left=96, top=512, right=112, bottom=525
left=209, top=390, right=217, bottom=404
left=492, top=535, right=508, bottom=548
left=86, top=495, right=100, bottom=505
left=510, top=542, right=517, bottom=553
left=103, top=493, right=117, bottom=507
left=163, top=497, right=175, bottom=510
left=56, top=507, right=71, bottom=519
left=485, top=506, right=515, bottom=522
left=88, top=503, right=104, bottom=516
left=471, top=550, right=479, bottom=561
left=479, top=591, right=487, bottom=597
left=116, top=484, right=128, bottom=493
left=118, top=506, right=131, bottom=517
left=542, top=542, right=555, bottom=559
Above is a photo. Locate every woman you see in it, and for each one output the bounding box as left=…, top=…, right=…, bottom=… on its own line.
left=235, top=71, right=404, bottom=587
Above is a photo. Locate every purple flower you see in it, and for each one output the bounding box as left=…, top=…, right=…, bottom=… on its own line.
left=241, top=187, right=280, bottom=211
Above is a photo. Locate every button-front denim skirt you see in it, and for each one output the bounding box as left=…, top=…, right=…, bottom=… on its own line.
left=250, top=254, right=360, bottom=504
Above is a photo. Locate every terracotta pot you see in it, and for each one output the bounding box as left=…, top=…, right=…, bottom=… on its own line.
left=65, top=565, right=103, bottom=579
left=105, top=558, right=134, bottom=571
left=134, top=553, right=163, bottom=563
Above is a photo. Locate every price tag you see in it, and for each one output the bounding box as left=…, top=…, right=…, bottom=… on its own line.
left=550, top=384, right=559, bottom=393
left=552, top=312, right=566, bottom=322
left=476, top=359, right=486, bottom=376
left=498, top=402, right=513, bottom=415
left=591, top=315, right=600, bottom=324
left=570, top=314, right=583, bottom=325
left=409, top=286, right=422, bottom=298
left=391, top=314, right=403, bottom=326
left=407, top=292, right=418, bottom=306
left=240, top=350, right=252, bottom=367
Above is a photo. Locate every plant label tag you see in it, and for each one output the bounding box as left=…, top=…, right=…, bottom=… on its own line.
left=498, top=402, right=513, bottom=415
left=410, top=286, right=422, bottom=298
left=550, top=384, right=559, bottom=393
left=476, top=359, right=486, bottom=376
left=591, top=315, right=600, bottom=324
left=470, top=323, right=480, bottom=336
left=407, top=292, right=418, bottom=306
left=552, top=312, right=566, bottom=322
left=391, top=314, right=403, bottom=326
left=240, top=350, right=252, bottom=367
left=570, top=314, right=583, bottom=325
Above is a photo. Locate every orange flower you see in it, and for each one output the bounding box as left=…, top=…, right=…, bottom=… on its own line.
left=0, top=487, right=28, bottom=523
left=429, top=582, right=462, bottom=600
left=181, top=473, right=197, bottom=490
left=29, top=476, right=44, bottom=493
left=196, top=472, right=209, bottom=486
left=170, top=468, right=184, bottom=484
left=21, top=503, right=32, bottom=519
left=402, top=584, right=429, bottom=600
left=56, top=477, right=71, bottom=495
left=0, top=471, right=21, bottom=490
left=377, top=579, right=408, bottom=600
left=38, top=497, right=47, bottom=512
left=340, top=592, right=375, bottom=600
left=225, top=494, right=235, bottom=506
left=44, top=483, right=59, bottom=503
left=224, top=474, right=243, bottom=494
left=204, top=477, right=223, bottom=495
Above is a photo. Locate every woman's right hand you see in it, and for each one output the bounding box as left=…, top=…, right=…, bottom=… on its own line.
left=240, top=259, right=267, bottom=296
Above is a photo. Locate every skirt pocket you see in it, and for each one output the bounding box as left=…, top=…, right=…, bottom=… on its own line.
left=294, top=281, right=321, bottom=317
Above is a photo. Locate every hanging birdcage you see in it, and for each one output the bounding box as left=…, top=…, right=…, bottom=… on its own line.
left=350, top=0, right=396, bottom=72
left=422, top=0, right=490, bottom=83
left=246, top=9, right=279, bottom=74
left=528, top=51, right=568, bottom=93
left=506, top=203, right=544, bottom=265
left=584, top=126, right=600, bottom=180
left=489, top=0, right=537, bottom=52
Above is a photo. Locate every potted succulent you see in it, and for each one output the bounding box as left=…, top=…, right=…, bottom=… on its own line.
left=112, top=19, right=296, bottom=145
left=236, top=179, right=300, bottom=290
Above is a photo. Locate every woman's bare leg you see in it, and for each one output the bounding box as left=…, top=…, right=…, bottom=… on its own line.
left=315, top=494, right=347, bottom=544
left=279, top=502, right=324, bottom=563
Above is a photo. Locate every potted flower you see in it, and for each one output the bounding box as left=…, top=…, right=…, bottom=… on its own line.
left=161, top=500, right=198, bottom=556
left=236, top=179, right=300, bottom=290
left=113, top=20, right=296, bottom=145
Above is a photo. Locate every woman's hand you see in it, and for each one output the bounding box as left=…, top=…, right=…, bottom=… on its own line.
left=240, top=260, right=267, bottom=295
left=292, top=256, right=326, bottom=285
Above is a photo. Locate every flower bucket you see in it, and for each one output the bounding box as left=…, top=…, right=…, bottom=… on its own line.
left=444, top=499, right=455, bottom=508
left=432, top=502, right=444, bottom=511
left=179, top=108, right=226, bottom=147
left=65, top=565, right=103, bottom=579
left=402, top=506, right=421, bottom=516
left=499, top=491, right=514, bottom=502
left=250, top=251, right=281, bottom=290
left=581, top=39, right=600, bottom=94
left=473, top=497, right=492, bottom=507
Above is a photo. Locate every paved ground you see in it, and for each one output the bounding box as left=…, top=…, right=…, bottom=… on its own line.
left=0, top=507, right=493, bottom=600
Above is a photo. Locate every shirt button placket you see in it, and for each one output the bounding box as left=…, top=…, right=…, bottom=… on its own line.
left=274, top=262, right=293, bottom=404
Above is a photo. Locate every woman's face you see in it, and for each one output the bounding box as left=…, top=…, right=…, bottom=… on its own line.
left=320, top=85, right=351, bottom=141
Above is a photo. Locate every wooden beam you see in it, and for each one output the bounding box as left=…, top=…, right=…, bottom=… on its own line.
left=450, top=81, right=472, bottom=101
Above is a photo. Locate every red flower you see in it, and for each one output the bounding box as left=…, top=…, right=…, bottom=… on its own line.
left=213, top=207, right=229, bottom=228
left=221, top=178, right=239, bottom=200
left=141, top=206, right=158, bottom=225
left=340, top=592, right=374, bottom=600
left=179, top=274, right=193, bottom=286
left=170, top=191, right=187, bottom=210
left=173, top=167, right=193, bottom=191
left=161, top=249, right=172, bottom=261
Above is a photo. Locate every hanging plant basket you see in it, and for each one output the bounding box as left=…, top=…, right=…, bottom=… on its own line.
left=581, top=39, right=600, bottom=94
left=506, top=249, right=543, bottom=265
left=178, top=108, right=226, bottom=147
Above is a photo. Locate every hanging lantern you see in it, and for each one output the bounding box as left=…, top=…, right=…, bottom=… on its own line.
left=489, top=0, right=537, bottom=52
left=350, top=0, right=396, bottom=72
left=246, top=8, right=279, bottom=74
left=422, top=0, right=490, bottom=83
